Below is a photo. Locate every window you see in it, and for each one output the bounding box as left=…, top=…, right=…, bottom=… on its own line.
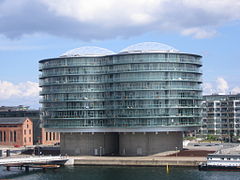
left=0, top=131, right=2, bottom=142
left=46, top=132, right=48, bottom=141
left=29, top=129, right=31, bottom=134
left=24, top=137, right=26, bottom=143
left=24, top=130, right=26, bottom=135
left=50, top=132, right=52, bottom=141
left=14, top=131, right=16, bottom=142
left=29, top=137, right=31, bottom=142
left=3, top=131, right=6, bottom=142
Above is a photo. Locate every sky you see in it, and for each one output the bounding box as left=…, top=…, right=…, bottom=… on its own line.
left=0, top=0, right=240, bottom=109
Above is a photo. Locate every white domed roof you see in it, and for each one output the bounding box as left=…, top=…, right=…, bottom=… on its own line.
left=60, top=46, right=115, bottom=57
left=120, top=42, right=179, bottom=54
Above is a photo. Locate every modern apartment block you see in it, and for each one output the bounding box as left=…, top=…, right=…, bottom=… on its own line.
left=200, top=94, right=240, bottom=141
left=39, top=42, right=202, bottom=155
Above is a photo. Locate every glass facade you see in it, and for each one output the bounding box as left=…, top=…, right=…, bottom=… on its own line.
left=39, top=47, right=202, bottom=132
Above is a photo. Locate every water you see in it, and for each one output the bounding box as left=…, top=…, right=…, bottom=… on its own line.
left=1, top=165, right=240, bottom=180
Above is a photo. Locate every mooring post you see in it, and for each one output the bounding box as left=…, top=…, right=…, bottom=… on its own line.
left=166, top=163, right=170, bottom=174
left=25, top=166, right=29, bottom=172
left=6, top=166, right=10, bottom=171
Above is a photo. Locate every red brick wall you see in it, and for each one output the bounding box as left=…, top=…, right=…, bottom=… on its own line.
left=0, top=118, right=33, bottom=146
left=0, top=125, right=22, bottom=146
left=22, top=118, right=33, bottom=146
left=41, top=128, right=60, bottom=145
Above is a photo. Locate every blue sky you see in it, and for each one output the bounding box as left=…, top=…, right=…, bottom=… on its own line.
left=0, top=0, right=240, bottom=108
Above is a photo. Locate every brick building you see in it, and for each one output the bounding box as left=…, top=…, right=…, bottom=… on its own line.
left=0, top=106, right=40, bottom=144
left=0, top=117, right=33, bottom=146
left=0, top=106, right=60, bottom=145
left=41, top=128, right=60, bottom=145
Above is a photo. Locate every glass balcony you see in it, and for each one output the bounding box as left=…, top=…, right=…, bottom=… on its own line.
left=39, top=52, right=202, bottom=130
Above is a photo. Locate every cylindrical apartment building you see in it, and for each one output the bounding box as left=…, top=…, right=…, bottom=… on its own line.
left=39, top=42, right=202, bottom=156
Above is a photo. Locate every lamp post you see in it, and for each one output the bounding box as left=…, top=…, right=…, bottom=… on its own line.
left=99, top=146, right=102, bottom=156
left=175, top=147, right=178, bottom=157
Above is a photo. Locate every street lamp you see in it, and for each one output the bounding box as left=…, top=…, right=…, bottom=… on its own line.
left=99, top=146, right=102, bottom=156
left=176, top=147, right=178, bottom=157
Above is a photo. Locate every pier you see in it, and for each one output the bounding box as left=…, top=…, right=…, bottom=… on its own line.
left=0, top=156, right=68, bottom=172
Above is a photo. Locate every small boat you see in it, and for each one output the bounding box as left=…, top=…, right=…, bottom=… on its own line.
left=199, top=154, right=240, bottom=171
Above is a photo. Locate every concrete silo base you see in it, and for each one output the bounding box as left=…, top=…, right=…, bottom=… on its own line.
left=60, top=132, right=119, bottom=156
left=119, top=132, right=183, bottom=156
left=60, top=131, right=183, bottom=156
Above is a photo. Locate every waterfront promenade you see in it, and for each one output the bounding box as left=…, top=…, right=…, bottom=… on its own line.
left=0, top=149, right=209, bottom=167
left=68, top=144, right=223, bottom=167
left=0, top=143, right=228, bottom=167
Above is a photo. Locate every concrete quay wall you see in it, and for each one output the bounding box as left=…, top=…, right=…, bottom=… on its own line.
left=71, top=156, right=206, bottom=167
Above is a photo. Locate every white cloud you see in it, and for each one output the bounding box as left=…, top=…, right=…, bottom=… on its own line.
left=18, top=81, right=40, bottom=97
left=0, top=80, right=21, bottom=100
left=232, top=87, right=240, bottom=94
left=0, top=45, right=45, bottom=51
left=40, top=0, right=240, bottom=38
left=203, top=77, right=240, bottom=95
left=216, top=77, right=229, bottom=94
left=1, top=0, right=240, bottom=39
left=0, top=80, right=40, bottom=108
left=202, top=82, right=214, bottom=95
left=181, top=28, right=217, bottom=39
